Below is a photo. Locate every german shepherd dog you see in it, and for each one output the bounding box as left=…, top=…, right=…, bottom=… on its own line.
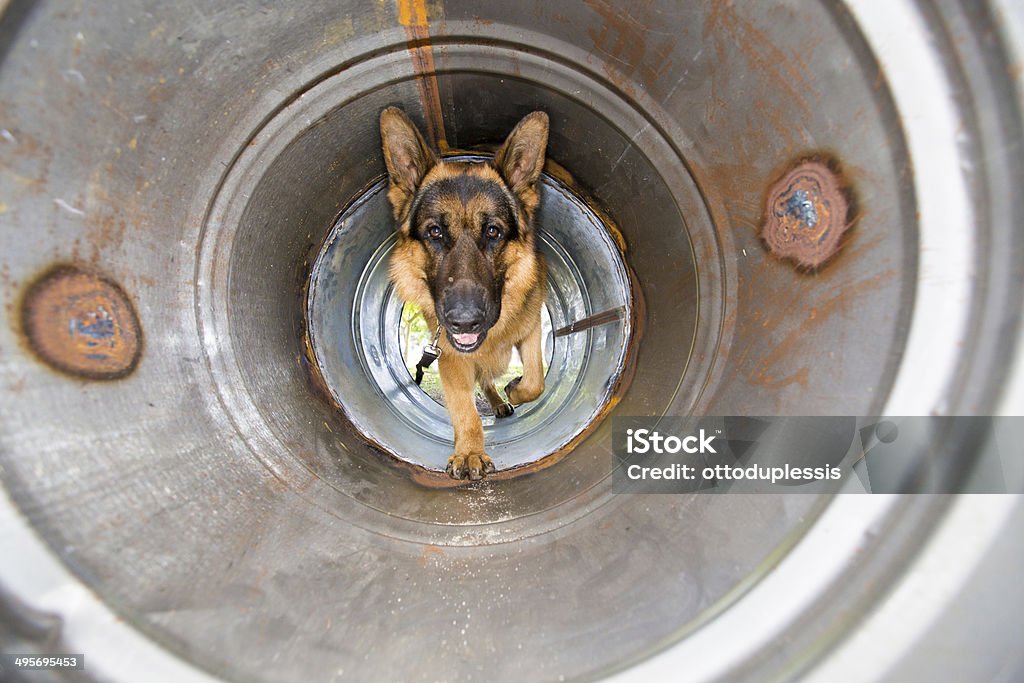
left=380, top=107, right=549, bottom=480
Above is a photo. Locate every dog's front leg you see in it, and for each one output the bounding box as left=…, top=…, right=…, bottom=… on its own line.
left=506, top=319, right=545, bottom=405
left=439, top=355, right=495, bottom=480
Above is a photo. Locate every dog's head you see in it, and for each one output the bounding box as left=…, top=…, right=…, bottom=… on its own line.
left=380, top=107, right=548, bottom=353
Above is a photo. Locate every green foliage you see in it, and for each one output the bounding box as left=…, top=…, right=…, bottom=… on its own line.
left=400, top=303, right=432, bottom=368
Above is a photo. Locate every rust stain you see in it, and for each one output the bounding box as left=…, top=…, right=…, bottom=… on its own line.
left=298, top=335, right=339, bottom=411
left=704, top=1, right=814, bottom=120
left=689, top=159, right=765, bottom=233
left=746, top=269, right=893, bottom=389
left=749, top=96, right=806, bottom=152
left=418, top=544, right=446, bottom=567
left=1, top=128, right=53, bottom=197
left=639, top=40, right=675, bottom=98
left=19, top=264, right=142, bottom=380
left=586, top=0, right=645, bottom=99
left=84, top=211, right=129, bottom=263
left=584, top=0, right=676, bottom=101
left=509, top=51, right=521, bottom=78
left=761, top=155, right=856, bottom=271
left=757, top=366, right=810, bottom=390
left=396, top=0, right=449, bottom=151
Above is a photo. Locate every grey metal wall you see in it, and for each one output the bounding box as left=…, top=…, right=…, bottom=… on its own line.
left=1, top=1, right=1022, bottom=681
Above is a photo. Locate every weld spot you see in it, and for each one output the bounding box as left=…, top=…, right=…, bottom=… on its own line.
left=20, top=265, right=142, bottom=380
left=762, top=158, right=853, bottom=270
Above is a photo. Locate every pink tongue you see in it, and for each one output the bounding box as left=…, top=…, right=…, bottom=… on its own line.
left=454, top=333, right=480, bottom=346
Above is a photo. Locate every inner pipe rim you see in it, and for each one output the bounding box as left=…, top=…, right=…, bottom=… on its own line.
left=309, top=160, right=632, bottom=474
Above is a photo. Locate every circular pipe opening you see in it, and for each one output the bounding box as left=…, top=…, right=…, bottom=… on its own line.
left=198, top=47, right=707, bottom=505
left=306, top=161, right=634, bottom=474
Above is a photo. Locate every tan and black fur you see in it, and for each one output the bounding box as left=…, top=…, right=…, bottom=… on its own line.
left=380, top=107, right=549, bottom=480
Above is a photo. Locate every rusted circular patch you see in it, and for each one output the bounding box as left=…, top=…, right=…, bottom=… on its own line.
left=762, top=158, right=852, bottom=269
left=20, top=265, right=142, bottom=380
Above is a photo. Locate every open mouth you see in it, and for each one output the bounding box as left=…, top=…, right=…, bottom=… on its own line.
left=447, top=330, right=487, bottom=353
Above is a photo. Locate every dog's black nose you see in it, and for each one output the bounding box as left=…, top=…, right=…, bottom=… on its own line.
left=444, top=302, right=485, bottom=332
left=443, top=283, right=487, bottom=332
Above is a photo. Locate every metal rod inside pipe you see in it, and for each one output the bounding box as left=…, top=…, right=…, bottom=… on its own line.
left=552, top=306, right=625, bottom=337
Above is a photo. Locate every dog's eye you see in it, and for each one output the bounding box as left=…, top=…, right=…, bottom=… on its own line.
left=425, top=224, right=443, bottom=240
left=485, top=224, right=502, bottom=240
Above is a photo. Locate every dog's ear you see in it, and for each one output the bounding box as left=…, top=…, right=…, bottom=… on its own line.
left=495, top=111, right=549, bottom=197
left=380, top=107, right=437, bottom=218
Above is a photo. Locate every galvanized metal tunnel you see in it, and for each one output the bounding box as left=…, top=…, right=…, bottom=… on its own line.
left=1, top=1, right=1023, bottom=682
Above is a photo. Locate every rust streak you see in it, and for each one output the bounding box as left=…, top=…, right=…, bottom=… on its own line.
left=705, top=0, right=814, bottom=120
left=397, top=0, right=449, bottom=151
left=748, top=270, right=893, bottom=386
left=418, top=544, right=446, bottom=567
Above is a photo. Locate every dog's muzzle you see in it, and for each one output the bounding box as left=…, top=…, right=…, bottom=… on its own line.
left=441, top=281, right=493, bottom=352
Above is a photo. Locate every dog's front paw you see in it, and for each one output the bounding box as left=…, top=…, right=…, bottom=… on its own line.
left=446, top=452, right=496, bottom=480
left=494, top=402, right=515, bottom=418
